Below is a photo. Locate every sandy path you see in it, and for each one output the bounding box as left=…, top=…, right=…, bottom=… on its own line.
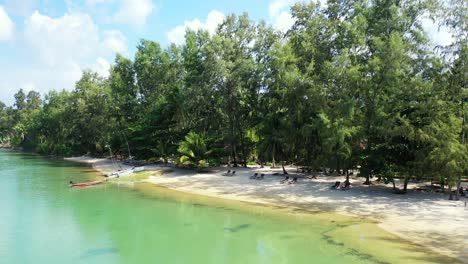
left=66, top=156, right=468, bottom=263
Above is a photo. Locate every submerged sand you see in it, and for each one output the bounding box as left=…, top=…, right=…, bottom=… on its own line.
left=66, top=156, right=468, bottom=263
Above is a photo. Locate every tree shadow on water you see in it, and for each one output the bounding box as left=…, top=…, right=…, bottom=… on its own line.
left=77, top=247, right=119, bottom=260
left=223, top=224, right=251, bottom=232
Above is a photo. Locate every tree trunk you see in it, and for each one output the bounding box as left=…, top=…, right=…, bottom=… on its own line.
left=448, top=184, right=453, bottom=200
left=455, top=176, right=461, bottom=201
left=238, top=127, right=247, bottom=168
left=455, top=183, right=460, bottom=201
left=282, top=162, right=288, bottom=175
left=124, top=133, right=132, bottom=159
left=461, top=100, right=465, bottom=145
left=363, top=171, right=371, bottom=185
left=272, top=155, right=276, bottom=168
left=403, top=175, right=409, bottom=192
left=232, top=144, right=238, bottom=167
left=363, top=96, right=373, bottom=186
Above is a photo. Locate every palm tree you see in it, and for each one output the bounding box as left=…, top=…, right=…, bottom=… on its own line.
left=177, top=131, right=212, bottom=170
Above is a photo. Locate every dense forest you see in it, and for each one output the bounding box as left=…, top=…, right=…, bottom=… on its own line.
left=0, top=1, right=466, bottom=195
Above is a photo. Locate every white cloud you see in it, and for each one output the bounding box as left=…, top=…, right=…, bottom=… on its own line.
left=25, top=11, right=98, bottom=66
left=0, top=6, right=14, bottom=41
left=21, top=82, right=37, bottom=93
left=269, top=0, right=321, bottom=32
left=167, top=10, right=225, bottom=45
left=421, top=18, right=454, bottom=47
left=0, top=10, right=128, bottom=105
left=269, top=0, right=295, bottom=17
left=3, top=0, right=38, bottom=17
left=269, top=0, right=299, bottom=32
left=0, top=62, right=83, bottom=106
left=113, top=0, right=155, bottom=27
left=90, top=57, right=111, bottom=77
left=24, top=11, right=127, bottom=66
left=103, top=30, right=128, bottom=55
left=86, top=0, right=116, bottom=7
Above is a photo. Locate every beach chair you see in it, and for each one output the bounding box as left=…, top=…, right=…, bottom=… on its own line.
left=340, top=181, right=351, bottom=190
left=330, top=181, right=340, bottom=189
left=229, top=171, right=236, bottom=176
left=222, top=170, right=232, bottom=176
left=249, top=173, right=258, bottom=179
left=280, top=176, right=290, bottom=184
left=288, top=177, right=298, bottom=184
left=256, top=174, right=265, bottom=180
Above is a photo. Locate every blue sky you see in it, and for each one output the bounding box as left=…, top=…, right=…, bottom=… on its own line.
left=0, top=0, right=453, bottom=106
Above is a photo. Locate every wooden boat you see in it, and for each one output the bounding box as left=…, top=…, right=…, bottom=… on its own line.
left=69, top=180, right=103, bottom=187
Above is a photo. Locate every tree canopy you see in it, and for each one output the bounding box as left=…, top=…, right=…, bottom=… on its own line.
left=0, top=0, right=466, bottom=196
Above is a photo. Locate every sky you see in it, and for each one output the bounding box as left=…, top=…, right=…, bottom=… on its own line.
left=0, top=0, right=454, bottom=106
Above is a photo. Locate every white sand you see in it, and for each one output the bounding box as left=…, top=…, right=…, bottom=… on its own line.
left=65, top=156, right=134, bottom=174
left=66, top=156, right=468, bottom=262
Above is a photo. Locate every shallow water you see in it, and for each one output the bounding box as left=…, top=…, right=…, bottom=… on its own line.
left=0, top=150, right=458, bottom=264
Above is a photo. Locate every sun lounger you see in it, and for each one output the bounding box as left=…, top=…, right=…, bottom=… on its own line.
left=256, top=174, right=265, bottom=180
left=228, top=171, right=236, bottom=176
left=331, top=181, right=340, bottom=189
left=280, top=176, right=290, bottom=183
left=222, top=170, right=232, bottom=176
left=249, top=173, right=259, bottom=179
left=340, top=181, right=351, bottom=190
left=288, top=177, right=298, bottom=184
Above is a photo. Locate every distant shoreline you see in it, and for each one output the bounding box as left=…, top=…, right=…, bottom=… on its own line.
left=66, top=155, right=468, bottom=263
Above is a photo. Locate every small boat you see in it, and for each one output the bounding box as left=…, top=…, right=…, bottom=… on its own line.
left=106, top=167, right=134, bottom=178
left=133, top=166, right=145, bottom=172
left=69, top=180, right=103, bottom=187
left=106, top=166, right=143, bottom=178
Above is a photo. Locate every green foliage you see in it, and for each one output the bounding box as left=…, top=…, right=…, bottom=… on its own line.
left=0, top=0, right=466, bottom=195
left=177, top=132, right=212, bottom=169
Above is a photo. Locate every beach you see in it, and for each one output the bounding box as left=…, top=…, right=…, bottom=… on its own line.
left=66, top=156, right=468, bottom=263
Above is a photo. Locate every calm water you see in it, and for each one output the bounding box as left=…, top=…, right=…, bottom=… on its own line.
left=0, top=150, right=457, bottom=264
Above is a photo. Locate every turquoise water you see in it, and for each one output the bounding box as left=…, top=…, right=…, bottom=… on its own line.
left=0, top=150, right=456, bottom=264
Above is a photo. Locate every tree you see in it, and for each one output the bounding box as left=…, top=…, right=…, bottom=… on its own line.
left=214, top=14, right=253, bottom=166
left=14, top=89, right=26, bottom=111
left=71, top=71, right=115, bottom=154
left=26, top=90, right=42, bottom=110
left=177, top=131, right=212, bottom=170
left=109, top=54, right=138, bottom=158
left=0, top=102, right=15, bottom=144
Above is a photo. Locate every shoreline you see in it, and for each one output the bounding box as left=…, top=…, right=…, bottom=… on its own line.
left=66, top=156, right=468, bottom=263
